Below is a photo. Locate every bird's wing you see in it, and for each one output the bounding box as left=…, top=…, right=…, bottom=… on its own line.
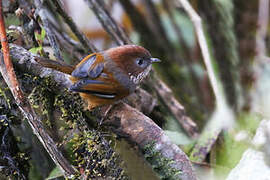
left=70, top=54, right=118, bottom=99
left=69, top=79, right=116, bottom=99
left=71, top=54, right=104, bottom=79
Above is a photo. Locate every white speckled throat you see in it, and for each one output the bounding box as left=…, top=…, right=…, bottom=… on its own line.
left=129, top=64, right=152, bottom=84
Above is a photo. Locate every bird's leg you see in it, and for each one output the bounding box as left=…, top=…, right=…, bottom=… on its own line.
left=98, top=104, right=114, bottom=127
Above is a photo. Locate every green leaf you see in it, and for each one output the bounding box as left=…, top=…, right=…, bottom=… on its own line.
left=215, top=132, right=249, bottom=172
left=35, top=27, right=46, bottom=42
left=29, top=47, right=43, bottom=54
left=46, top=167, right=64, bottom=180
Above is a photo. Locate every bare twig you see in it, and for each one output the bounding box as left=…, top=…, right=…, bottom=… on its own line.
left=84, top=0, right=130, bottom=45
left=51, top=26, right=85, bottom=61
left=256, top=0, right=269, bottom=58
left=0, top=1, right=76, bottom=177
left=51, top=0, right=97, bottom=53
left=0, top=1, right=24, bottom=104
left=143, top=0, right=171, bottom=48
left=34, top=0, right=64, bottom=61
left=162, top=1, right=200, bottom=67
left=149, top=73, right=199, bottom=138
left=176, top=0, right=224, bottom=106
left=17, top=0, right=32, bottom=15
left=118, top=0, right=167, bottom=55
left=162, top=0, right=190, bottom=57
left=196, top=0, right=241, bottom=108
left=176, top=0, right=235, bottom=162
left=162, top=0, right=207, bottom=111
left=252, top=0, right=270, bottom=116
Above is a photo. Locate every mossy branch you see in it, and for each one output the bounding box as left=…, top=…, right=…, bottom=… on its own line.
left=8, top=43, right=196, bottom=180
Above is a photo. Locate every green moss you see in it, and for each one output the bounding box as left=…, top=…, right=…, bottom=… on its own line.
left=143, top=142, right=182, bottom=180
left=0, top=78, right=30, bottom=179
left=0, top=86, right=11, bottom=109
left=53, top=89, right=90, bottom=135
left=52, top=84, right=127, bottom=179
left=68, top=131, right=127, bottom=179
left=19, top=73, right=127, bottom=179
left=0, top=115, right=30, bottom=179
left=28, top=75, right=57, bottom=128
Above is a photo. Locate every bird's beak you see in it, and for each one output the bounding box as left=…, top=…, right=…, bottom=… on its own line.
left=150, top=58, right=161, bottom=63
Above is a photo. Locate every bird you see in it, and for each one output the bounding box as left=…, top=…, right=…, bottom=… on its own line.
left=35, top=45, right=160, bottom=109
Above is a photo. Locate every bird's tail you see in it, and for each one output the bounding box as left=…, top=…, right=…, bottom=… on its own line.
left=34, top=57, right=75, bottom=75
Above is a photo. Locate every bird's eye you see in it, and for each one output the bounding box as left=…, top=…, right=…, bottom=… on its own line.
left=136, top=58, right=147, bottom=68
left=138, top=59, right=143, bottom=65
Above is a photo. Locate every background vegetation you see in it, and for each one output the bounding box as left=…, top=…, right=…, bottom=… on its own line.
left=0, top=0, right=269, bottom=179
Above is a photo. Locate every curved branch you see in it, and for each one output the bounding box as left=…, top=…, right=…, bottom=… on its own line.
left=9, top=44, right=197, bottom=180
left=106, top=103, right=196, bottom=180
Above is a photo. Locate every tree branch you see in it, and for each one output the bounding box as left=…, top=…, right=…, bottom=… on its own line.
left=176, top=0, right=236, bottom=163
left=50, top=0, right=97, bottom=53
left=149, top=73, right=199, bottom=138
left=33, top=0, right=64, bottom=61
left=0, top=0, right=24, bottom=104
left=256, top=0, right=269, bottom=58
left=176, top=0, right=224, bottom=106
left=84, top=0, right=130, bottom=45
left=0, top=2, right=76, bottom=176
left=106, top=103, right=197, bottom=180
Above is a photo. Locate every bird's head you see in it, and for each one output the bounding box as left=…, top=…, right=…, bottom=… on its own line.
left=105, top=45, right=161, bottom=84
